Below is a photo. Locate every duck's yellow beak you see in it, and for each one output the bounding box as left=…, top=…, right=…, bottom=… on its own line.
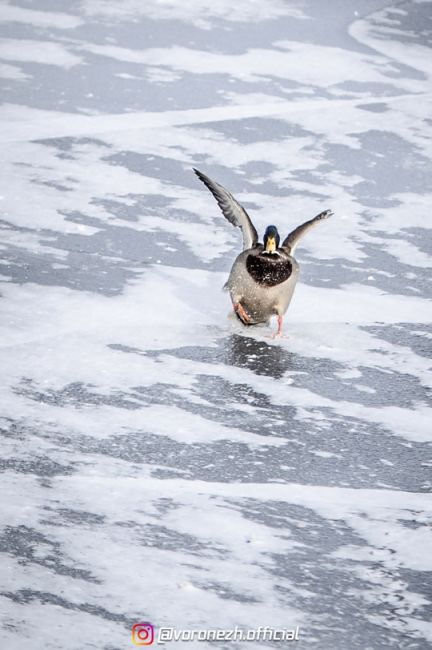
left=265, top=236, right=276, bottom=253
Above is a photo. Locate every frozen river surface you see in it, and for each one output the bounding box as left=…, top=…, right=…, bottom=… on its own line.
left=0, top=1, right=431, bottom=648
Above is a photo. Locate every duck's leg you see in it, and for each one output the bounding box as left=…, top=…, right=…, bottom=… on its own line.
left=233, top=302, right=251, bottom=324
left=277, top=315, right=283, bottom=336
left=272, top=315, right=284, bottom=338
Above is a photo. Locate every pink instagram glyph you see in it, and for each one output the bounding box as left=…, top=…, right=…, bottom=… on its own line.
left=131, top=622, right=154, bottom=646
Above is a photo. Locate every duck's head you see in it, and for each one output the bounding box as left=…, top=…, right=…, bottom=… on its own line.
left=263, top=225, right=280, bottom=253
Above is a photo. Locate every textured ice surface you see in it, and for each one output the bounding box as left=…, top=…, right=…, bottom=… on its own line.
left=0, top=0, right=431, bottom=649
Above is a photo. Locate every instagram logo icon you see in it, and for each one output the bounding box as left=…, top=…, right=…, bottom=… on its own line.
left=131, top=622, right=154, bottom=645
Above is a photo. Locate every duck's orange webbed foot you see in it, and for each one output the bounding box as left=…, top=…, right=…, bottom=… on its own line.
left=233, top=302, right=251, bottom=324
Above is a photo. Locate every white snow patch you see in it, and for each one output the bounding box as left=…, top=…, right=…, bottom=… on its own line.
left=0, top=3, right=82, bottom=29
left=0, top=38, right=83, bottom=68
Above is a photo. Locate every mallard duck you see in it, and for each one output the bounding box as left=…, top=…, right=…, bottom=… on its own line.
left=194, top=168, right=333, bottom=336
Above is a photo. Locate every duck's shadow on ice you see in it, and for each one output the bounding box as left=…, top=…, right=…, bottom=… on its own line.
left=136, top=330, right=295, bottom=380
left=222, top=334, right=291, bottom=379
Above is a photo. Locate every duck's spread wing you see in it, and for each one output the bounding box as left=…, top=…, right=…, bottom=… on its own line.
left=194, top=168, right=259, bottom=250
left=282, top=209, right=333, bottom=254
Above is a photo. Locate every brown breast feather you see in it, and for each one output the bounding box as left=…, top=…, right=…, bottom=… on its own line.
left=246, top=253, right=293, bottom=287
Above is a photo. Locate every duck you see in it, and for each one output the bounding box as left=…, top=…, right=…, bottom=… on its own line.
left=194, top=168, right=333, bottom=337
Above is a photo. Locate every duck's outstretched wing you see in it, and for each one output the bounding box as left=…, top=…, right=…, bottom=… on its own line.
left=194, top=168, right=259, bottom=250
left=282, top=209, right=333, bottom=254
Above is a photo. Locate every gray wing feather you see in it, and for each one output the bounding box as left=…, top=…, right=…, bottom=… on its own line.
left=282, top=209, right=333, bottom=254
left=194, top=168, right=259, bottom=250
